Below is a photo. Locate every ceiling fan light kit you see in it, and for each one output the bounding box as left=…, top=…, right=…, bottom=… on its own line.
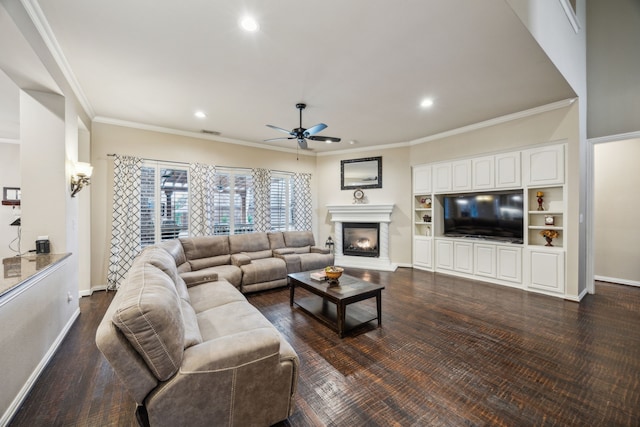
left=265, top=103, right=341, bottom=150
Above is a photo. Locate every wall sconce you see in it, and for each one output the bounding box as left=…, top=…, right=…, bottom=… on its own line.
left=70, top=162, right=93, bottom=197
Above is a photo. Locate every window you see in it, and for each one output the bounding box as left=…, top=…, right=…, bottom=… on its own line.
left=141, top=164, right=189, bottom=247
left=213, top=169, right=254, bottom=235
left=270, top=174, right=293, bottom=231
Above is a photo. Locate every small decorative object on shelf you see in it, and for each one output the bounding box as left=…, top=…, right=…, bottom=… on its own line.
left=420, top=197, right=432, bottom=208
left=536, top=191, right=544, bottom=211
left=353, top=188, right=366, bottom=204
left=540, top=229, right=559, bottom=246
left=422, top=214, right=432, bottom=222
left=544, top=215, right=555, bottom=225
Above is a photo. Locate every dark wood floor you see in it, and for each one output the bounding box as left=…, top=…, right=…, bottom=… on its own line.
left=8, top=268, right=640, bottom=426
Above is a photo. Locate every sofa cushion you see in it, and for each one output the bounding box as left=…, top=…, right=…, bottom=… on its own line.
left=240, top=258, right=287, bottom=286
left=229, top=233, right=270, bottom=254
left=139, top=247, right=191, bottom=303
left=181, top=299, right=203, bottom=349
left=188, top=254, right=231, bottom=271
left=180, top=269, right=219, bottom=287
left=196, top=300, right=275, bottom=341
left=267, top=232, right=285, bottom=250
left=157, top=239, right=188, bottom=269
left=283, top=231, right=315, bottom=248
left=187, top=280, right=247, bottom=313
left=112, top=263, right=184, bottom=381
left=245, top=249, right=274, bottom=260
left=181, top=236, right=230, bottom=261
left=292, top=246, right=310, bottom=254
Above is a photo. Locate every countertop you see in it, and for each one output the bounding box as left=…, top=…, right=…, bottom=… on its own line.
left=1, top=253, right=72, bottom=298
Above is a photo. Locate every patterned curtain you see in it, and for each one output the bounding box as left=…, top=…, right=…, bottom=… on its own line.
left=292, top=172, right=312, bottom=230
left=252, top=168, right=271, bottom=232
left=107, top=155, right=143, bottom=290
left=189, top=163, right=216, bottom=236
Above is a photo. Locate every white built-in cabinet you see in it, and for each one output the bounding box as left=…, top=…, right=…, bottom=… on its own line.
left=472, top=156, right=494, bottom=189
left=412, top=143, right=566, bottom=297
left=527, top=249, right=565, bottom=294
left=495, top=152, right=521, bottom=188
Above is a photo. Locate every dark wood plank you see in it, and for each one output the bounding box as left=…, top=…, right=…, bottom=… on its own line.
left=8, top=268, right=640, bottom=426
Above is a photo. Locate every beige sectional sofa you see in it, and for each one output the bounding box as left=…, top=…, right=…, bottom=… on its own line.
left=159, top=230, right=333, bottom=293
left=96, top=231, right=332, bottom=426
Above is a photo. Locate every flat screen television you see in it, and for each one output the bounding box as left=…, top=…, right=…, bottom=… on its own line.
left=442, top=190, right=524, bottom=243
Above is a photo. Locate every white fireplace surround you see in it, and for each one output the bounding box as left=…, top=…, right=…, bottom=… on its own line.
left=326, top=204, right=397, bottom=272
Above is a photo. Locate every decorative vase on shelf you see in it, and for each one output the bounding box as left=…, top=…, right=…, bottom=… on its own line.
left=536, top=191, right=544, bottom=211
left=545, top=236, right=553, bottom=246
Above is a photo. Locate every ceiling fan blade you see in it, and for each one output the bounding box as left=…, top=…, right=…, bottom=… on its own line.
left=266, top=124, right=294, bottom=135
left=297, top=139, right=308, bottom=150
left=308, top=135, right=341, bottom=143
left=264, top=136, right=295, bottom=142
left=303, top=123, right=327, bottom=137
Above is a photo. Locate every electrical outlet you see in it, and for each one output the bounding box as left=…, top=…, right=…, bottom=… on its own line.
left=67, top=291, right=73, bottom=302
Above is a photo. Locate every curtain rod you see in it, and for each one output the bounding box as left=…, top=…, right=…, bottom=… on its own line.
left=106, top=154, right=295, bottom=175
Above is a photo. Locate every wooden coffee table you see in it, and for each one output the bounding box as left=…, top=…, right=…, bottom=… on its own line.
left=288, top=271, right=385, bottom=338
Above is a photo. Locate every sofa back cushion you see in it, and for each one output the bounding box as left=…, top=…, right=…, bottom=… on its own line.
left=141, top=246, right=191, bottom=303
left=267, top=232, right=285, bottom=250
left=283, top=231, right=315, bottom=248
left=181, top=236, right=231, bottom=270
left=229, top=232, right=270, bottom=254
left=112, top=262, right=185, bottom=381
left=156, top=239, right=188, bottom=269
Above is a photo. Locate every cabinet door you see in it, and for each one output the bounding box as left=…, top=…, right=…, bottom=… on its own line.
left=413, top=165, right=432, bottom=194
left=435, top=239, right=454, bottom=270
left=413, top=237, right=433, bottom=269
left=451, top=160, right=472, bottom=191
left=433, top=163, right=452, bottom=193
left=454, top=241, right=473, bottom=274
left=523, top=145, right=565, bottom=186
left=528, top=250, right=565, bottom=293
left=497, top=246, right=522, bottom=283
left=474, top=244, right=496, bottom=278
left=472, top=156, right=494, bottom=190
left=495, top=152, right=521, bottom=188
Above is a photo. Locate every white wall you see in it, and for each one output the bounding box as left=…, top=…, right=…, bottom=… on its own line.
left=0, top=143, right=20, bottom=259
left=316, top=146, right=412, bottom=266
left=90, top=121, right=318, bottom=289
left=594, top=139, right=640, bottom=285
left=586, top=0, right=640, bottom=138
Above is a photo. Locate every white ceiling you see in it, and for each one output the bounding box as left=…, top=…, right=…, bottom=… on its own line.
left=4, top=0, right=576, bottom=152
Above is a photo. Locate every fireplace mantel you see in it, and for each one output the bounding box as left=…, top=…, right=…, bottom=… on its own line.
left=327, top=204, right=397, bottom=272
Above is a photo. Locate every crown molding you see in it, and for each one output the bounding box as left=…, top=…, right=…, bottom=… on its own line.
left=20, top=0, right=95, bottom=118
left=409, top=98, right=577, bottom=146
left=92, top=116, right=315, bottom=157
left=588, top=130, right=640, bottom=145
left=317, top=140, right=410, bottom=157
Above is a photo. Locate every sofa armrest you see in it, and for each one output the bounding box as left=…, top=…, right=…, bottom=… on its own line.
left=180, top=270, right=219, bottom=287
left=181, top=328, right=281, bottom=372
left=310, top=246, right=331, bottom=255
left=231, top=253, right=252, bottom=266
left=274, top=252, right=301, bottom=273
left=273, top=248, right=295, bottom=255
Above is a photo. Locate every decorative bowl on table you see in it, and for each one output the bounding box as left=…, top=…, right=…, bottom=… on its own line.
left=324, top=266, right=344, bottom=286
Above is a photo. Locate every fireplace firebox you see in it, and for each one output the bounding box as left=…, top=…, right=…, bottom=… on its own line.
left=342, top=222, right=380, bottom=257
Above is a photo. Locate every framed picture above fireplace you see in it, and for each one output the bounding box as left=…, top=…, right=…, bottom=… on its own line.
left=341, top=156, right=382, bottom=190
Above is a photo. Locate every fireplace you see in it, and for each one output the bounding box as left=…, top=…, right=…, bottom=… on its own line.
left=343, top=223, right=380, bottom=257
left=326, top=204, right=397, bottom=272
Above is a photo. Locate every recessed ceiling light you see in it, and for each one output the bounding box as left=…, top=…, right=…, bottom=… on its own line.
left=194, top=111, right=207, bottom=119
left=420, top=98, right=434, bottom=108
left=349, top=140, right=358, bottom=145
left=325, top=140, right=333, bottom=144
left=240, top=16, right=259, bottom=32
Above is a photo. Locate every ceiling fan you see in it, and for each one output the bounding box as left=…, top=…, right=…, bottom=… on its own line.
left=265, top=103, right=341, bottom=149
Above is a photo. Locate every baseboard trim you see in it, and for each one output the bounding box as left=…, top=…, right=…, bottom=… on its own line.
left=595, top=275, right=640, bottom=288
left=0, top=307, right=80, bottom=427
left=79, top=285, right=107, bottom=298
